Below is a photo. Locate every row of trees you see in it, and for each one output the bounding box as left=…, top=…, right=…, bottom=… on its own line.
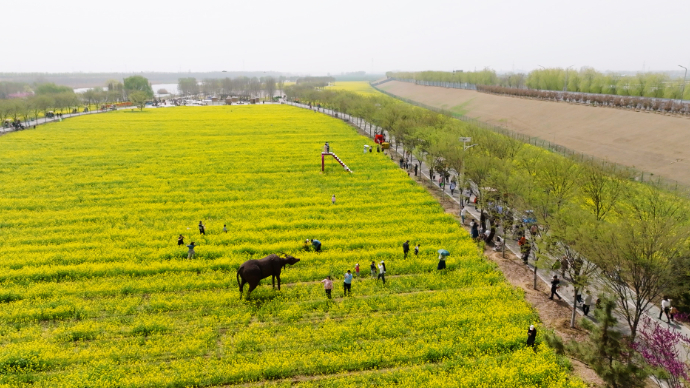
left=387, top=68, right=690, bottom=100
left=286, top=84, right=690, bottom=387
left=0, top=75, right=157, bottom=123
left=0, top=93, right=82, bottom=124
left=177, top=76, right=286, bottom=99
left=478, top=85, right=690, bottom=115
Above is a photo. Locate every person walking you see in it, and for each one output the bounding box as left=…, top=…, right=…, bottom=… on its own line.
left=186, top=242, right=197, bottom=259
left=321, top=276, right=333, bottom=299
left=659, top=297, right=672, bottom=322
left=198, top=221, right=205, bottom=235
left=370, top=261, right=376, bottom=277
left=583, top=290, right=592, bottom=316
left=177, top=235, right=185, bottom=246
left=222, top=224, right=228, bottom=233
left=331, top=194, right=336, bottom=205
left=414, top=244, right=420, bottom=256
left=343, top=270, right=353, bottom=296
left=460, top=207, right=468, bottom=225
left=355, top=263, right=360, bottom=277
left=402, top=240, right=410, bottom=258
left=526, top=325, right=537, bottom=348
left=450, top=181, right=456, bottom=196
left=377, top=261, right=386, bottom=284
left=549, top=275, right=562, bottom=300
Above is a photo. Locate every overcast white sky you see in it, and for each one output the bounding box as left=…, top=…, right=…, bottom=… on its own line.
left=4, top=0, right=689, bottom=74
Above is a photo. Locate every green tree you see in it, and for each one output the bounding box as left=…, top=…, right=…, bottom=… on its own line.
left=128, top=91, right=149, bottom=111
left=581, top=186, right=690, bottom=341
left=124, top=76, right=153, bottom=99
left=31, top=95, right=54, bottom=123
left=579, top=161, right=624, bottom=221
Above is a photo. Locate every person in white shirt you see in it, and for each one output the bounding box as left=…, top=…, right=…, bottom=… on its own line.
left=460, top=207, right=468, bottom=225
left=659, top=297, right=672, bottom=322
left=222, top=224, right=228, bottom=233
left=377, top=261, right=386, bottom=284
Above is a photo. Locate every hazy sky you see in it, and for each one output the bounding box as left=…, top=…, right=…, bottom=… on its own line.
left=4, top=0, right=689, bottom=74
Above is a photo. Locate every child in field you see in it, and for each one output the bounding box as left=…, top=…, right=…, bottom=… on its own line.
left=177, top=235, right=184, bottom=246
left=223, top=224, right=228, bottom=233
left=355, top=263, right=360, bottom=277
left=414, top=244, right=420, bottom=256
left=370, top=261, right=376, bottom=277
left=198, top=221, right=205, bottom=235
left=331, top=194, right=336, bottom=205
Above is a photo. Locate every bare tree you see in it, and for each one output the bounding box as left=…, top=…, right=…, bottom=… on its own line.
left=277, top=76, right=285, bottom=97
left=264, top=77, right=276, bottom=101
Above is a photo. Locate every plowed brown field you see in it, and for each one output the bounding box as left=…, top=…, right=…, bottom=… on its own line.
left=379, top=80, right=690, bottom=185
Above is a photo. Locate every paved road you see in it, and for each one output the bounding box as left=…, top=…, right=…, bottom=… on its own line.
left=0, top=108, right=115, bottom=135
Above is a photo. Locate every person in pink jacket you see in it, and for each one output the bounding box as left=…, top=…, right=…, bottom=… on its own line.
left=320, top=276, right=333, bottom=299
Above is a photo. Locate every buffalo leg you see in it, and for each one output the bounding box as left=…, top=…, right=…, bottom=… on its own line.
left=272, top=275, right=275, bottom=289
left=277, top=275, right=281, bottom=290
left=239, top=280, right=246, bottom=299
left=247, top=282, right=259, bottom=300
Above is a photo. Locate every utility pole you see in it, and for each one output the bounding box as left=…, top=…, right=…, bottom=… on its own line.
left=679, top=65, right=687, bottom=104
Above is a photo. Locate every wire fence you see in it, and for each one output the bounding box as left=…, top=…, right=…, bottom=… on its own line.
left=370, top=82, right=688, bottom=195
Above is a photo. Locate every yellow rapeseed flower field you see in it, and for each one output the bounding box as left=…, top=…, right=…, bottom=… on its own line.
left=326, top=81, right=380, bottom=95
left=0, top=105, right=584, bottom=387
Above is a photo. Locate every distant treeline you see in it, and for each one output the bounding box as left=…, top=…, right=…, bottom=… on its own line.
left=477, top=85, right=689, bottom=115
left=0, top=71, right=295, bottom=89
left=295, top=77, right=335, bottom=88
left=177, top=76, right=286, bottom=98
left=387, top=68, right=690, bottom=99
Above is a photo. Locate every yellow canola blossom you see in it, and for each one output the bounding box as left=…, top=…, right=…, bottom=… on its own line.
left=0, top=106, right=584, bottom=387
left=326, top=81, right=381, bottom=95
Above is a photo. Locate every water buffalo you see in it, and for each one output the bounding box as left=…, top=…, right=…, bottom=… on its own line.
left=237, top=253, right=300, bottom=299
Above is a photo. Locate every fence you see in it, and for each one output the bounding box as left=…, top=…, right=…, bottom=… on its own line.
left=369, top=82, right=688, bottom=195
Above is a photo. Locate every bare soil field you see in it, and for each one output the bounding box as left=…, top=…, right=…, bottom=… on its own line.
left=379, top=81, right=690, bottom=186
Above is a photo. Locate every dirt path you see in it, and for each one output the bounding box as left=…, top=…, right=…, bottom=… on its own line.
left=378, top=80, right=690, bottom=186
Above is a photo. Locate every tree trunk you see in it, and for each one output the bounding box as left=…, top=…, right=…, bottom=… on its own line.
left=533, top=260, right=538, bottom=290
left=571, top=286, right=579, bottom=328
